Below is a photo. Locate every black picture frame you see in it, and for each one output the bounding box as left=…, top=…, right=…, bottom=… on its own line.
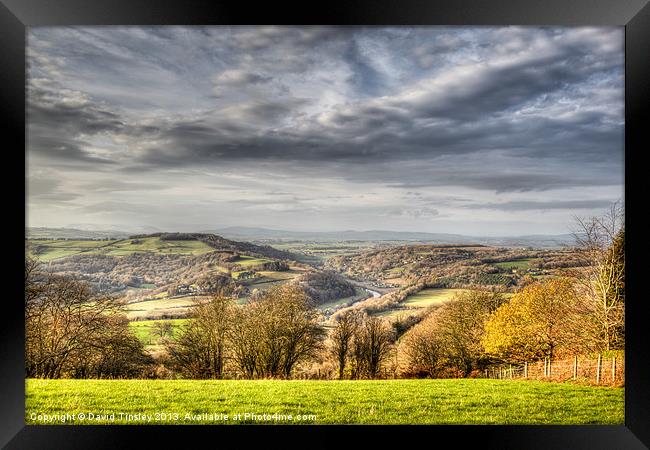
left=2, top=1, right=648, bottom=448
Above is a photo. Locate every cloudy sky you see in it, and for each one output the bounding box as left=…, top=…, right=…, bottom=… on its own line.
left=26, top=26, right=624, bottom=236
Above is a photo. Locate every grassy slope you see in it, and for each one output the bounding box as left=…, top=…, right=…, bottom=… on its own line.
left=25, top=379, right=623, bottom=425
left=401, top=288, right=468, bottom=307
left=27, top=237, right=214, bottom=261
left=124, top=296, right=209, bottom=320
left=233, top=255, right=272, bottom=266
left=128, top=318, right=189, bottom=344
left=373, top=288, right=466, bottom=319
left=494, top=258, right=537, bottom=270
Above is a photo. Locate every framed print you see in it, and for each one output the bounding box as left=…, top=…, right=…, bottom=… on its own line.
left=2, top=0, right=649, bottom=448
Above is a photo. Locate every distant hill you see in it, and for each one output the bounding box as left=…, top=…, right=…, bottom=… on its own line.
left=27, top=226, right=577, bottom=249
left=212, top=227, right=576, bottom=248
left=26, top=227, right=131, bottom=240
left=26, top=230, right=296, bottom=262
left=129, top=232, right=296, bottom=261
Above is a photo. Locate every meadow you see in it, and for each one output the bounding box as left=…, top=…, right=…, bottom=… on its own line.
left=124, top=296, right=208, bottom=320
left=25, top=379, right=624, bottom=425
left=27, top=237, right=214, bottom=261
left=128, top=318, right=189, bottom=344
left=373, top=288, right=466, bottom=318
left=232, top=255, right=273, bottom=267
left=493, top=258, right=538, bottom=270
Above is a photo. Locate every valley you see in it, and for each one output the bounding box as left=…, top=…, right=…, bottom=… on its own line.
left=26, top=228, right=587, bottom=354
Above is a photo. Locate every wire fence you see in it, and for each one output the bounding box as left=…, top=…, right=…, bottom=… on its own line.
left=484, top=354, right=624, bottom=385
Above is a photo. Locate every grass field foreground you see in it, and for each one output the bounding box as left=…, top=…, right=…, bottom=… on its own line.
left=25, top=379, right=623, bottom=425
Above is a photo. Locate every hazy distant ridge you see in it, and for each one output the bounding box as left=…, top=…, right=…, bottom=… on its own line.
left=27, top=226, right=577, bottom=248
left=212, top=227, right=576, bottom=248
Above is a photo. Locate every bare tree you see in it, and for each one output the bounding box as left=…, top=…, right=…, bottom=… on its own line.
left=25, top=266, right=150, bottom=379
left=151, top=321, right=174, bottom=340
left=329, top=310, right=362, bottom=379
left=400, top=290, right=507, bottom=377
left=401, top=319, right=445, bottom=377
left=228, top=285, right=326, bottom=379
left=352, top=316, right=394, bottom=379
left=71, top=315, right=153, bottom=378
left=228, top=302, right=262, bottom=378
left=252, top=285, right=326, bottom=378
left=166, top=295, right=235, bottom=378
left=572, top=202, right=625, bottom=351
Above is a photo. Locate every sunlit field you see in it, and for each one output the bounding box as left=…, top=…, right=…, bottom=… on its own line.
left=26, top=379, right=624, bottom=425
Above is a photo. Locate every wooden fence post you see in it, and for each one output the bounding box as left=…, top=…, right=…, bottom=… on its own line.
left=596, top=354, right=602, bottom=384
left=612, top=357, right=616, bottom=382
left=573, top=355, right=578, bottom=380
left=548, top=359, right=552, bottom=378
left=524, top=361, right=528, bottom=379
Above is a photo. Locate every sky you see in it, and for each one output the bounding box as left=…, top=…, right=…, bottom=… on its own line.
left=26, top=26, right=624, bottom=236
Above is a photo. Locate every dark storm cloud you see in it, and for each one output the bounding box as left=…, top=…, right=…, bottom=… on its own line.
left=26, top=26, right=624, bottom=233
left=27, top=82, right=123, bottom=164
left=111, top=28, right=622, bottom=188
left=381, top=165, right=618, bottom=192
left=129, top=103, right=622, bottom=192
left=407, top=53, right=613, bottom=122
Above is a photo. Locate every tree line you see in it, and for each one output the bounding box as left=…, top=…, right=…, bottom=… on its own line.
left=402, top=204, right=624, bottom=376
left=25, top=258, right=152, bottom=378
left=25, top=206, right=623, bottom=380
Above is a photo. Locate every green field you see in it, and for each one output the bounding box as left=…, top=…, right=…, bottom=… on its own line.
left=402, top=288, right=468, bottom=308
left=124, top=296, right=208, bottom=320
left=233, top=255, right=272, bottom=267
left=267, top=241, right=378, bottom=263
left=27, top=237, right=214, bottom=261
left=25, top=379, right=623, bottom=425
left=129, top=319, right=190, bottom=344
left=494, top=258, right=538, bottom=270
left=27, top=239, right=113, bottom=261
left=374, top=288, right=466, bottom=319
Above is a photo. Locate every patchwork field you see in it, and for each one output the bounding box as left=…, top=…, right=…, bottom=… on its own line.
left=105, top=238, right=214, bottom=256
left=25, top=379, right=624, bottom=425
left=124, top=296, right=209, bottom=320
left=265, top=241, right=382, bottom=264
left=27, top=237, right=214, bottom=261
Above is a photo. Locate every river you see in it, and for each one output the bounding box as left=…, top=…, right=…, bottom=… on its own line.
left=364, top=288, right=381, bottom=298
